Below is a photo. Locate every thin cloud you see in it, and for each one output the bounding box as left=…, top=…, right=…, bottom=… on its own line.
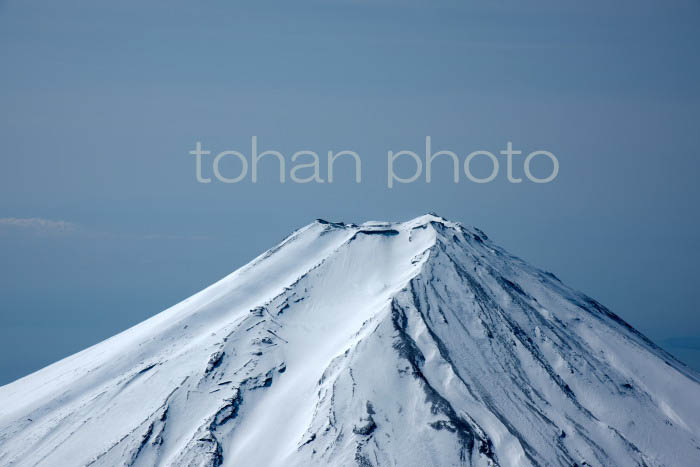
left=0, top=217, right=210, bottom=241
left=0, top=217, right=78, bottom=233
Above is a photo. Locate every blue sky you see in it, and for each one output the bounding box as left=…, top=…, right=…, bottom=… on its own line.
left=1, top=0, right=699, bottom=384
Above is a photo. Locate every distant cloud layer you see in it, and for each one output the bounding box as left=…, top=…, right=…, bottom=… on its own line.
left=0, top=217, right=209, bottom=241
left=0, top=217, right=77, bottom=233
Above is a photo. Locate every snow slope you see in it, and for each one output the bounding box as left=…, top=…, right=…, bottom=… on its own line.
left=1, top=214, right=699, bottom=466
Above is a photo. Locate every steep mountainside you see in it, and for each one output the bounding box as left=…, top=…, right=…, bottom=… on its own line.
left=1, top=215, right=699, bottom=466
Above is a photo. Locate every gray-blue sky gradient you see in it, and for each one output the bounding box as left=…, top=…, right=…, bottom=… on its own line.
left=1, top=0, right=699, bottom=384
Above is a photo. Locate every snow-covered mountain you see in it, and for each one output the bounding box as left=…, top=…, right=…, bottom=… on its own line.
left=1, top=214, right=699, bottom=467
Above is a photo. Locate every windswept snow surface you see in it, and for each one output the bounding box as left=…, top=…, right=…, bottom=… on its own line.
left=1, top=214, right=699, bottom=466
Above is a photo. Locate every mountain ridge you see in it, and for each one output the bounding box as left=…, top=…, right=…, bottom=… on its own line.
left=1, top=214, right=699, bottom=467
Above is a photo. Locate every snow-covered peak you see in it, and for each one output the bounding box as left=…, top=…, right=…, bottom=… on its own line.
left=1, top=216, right=698, bottom=467
left=318, top=212, right=458, bottom=232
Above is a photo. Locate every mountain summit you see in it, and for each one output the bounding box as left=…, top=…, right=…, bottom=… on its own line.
left=1, top=215, right=699, bottom=466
